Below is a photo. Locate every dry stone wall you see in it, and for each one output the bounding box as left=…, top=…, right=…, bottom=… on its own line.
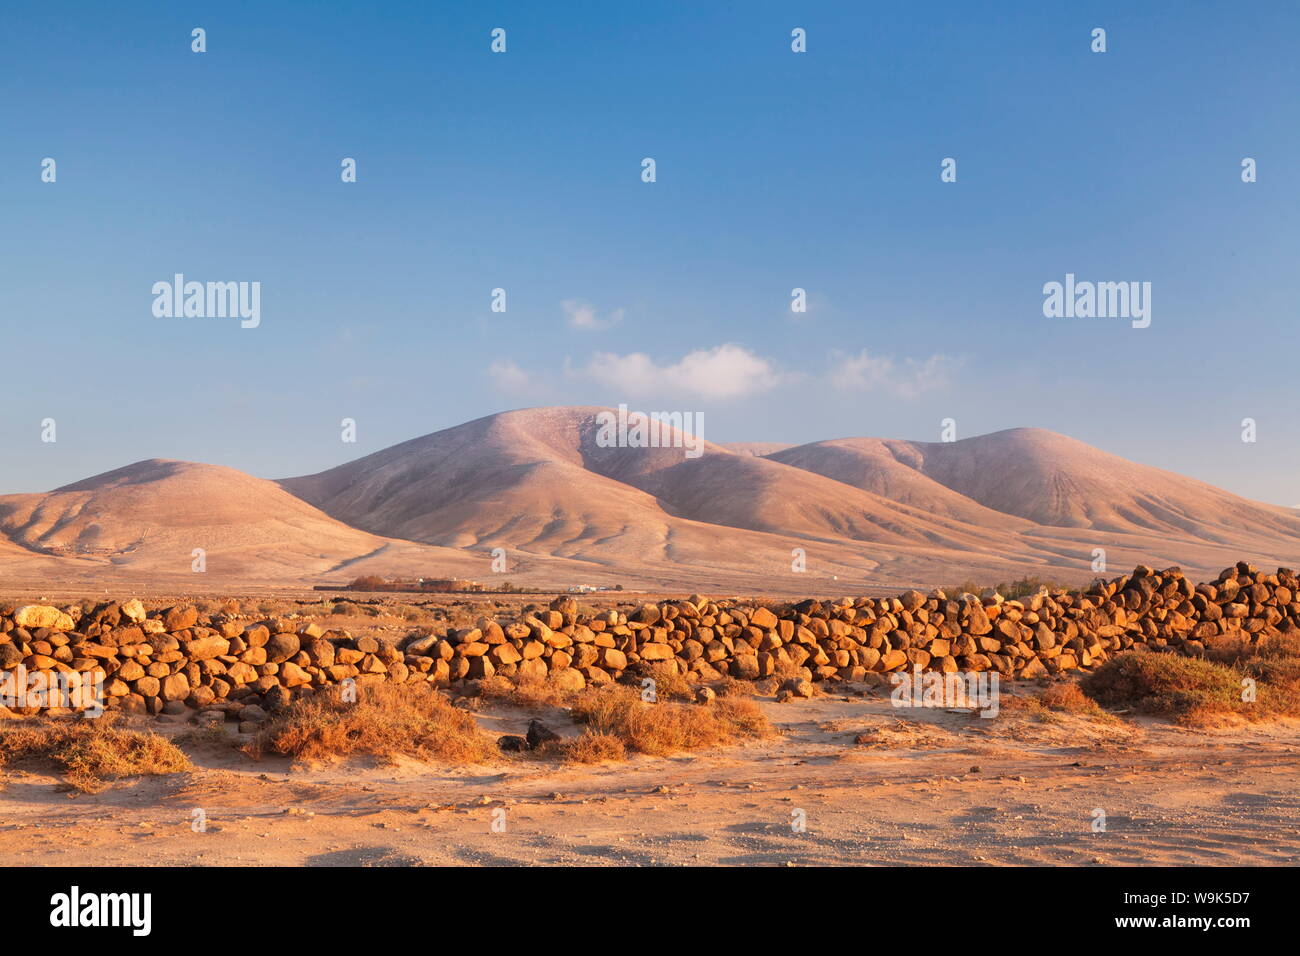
left=1, top=562, right=1295, bottom=725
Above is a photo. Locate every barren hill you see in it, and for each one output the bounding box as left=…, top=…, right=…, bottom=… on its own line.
left=281, top=407, right=1019, bottom=557
left=0, top=459, right=569, bottom=586
left=4, top=408, right=1300, bottom=593
left=767, top=437, right=1037, bottom=530
left=771, top=428, right=1300, bottom=543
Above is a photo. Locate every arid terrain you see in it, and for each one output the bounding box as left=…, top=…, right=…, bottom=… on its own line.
left=2, top=564, right=1299, bottom=868
left=4, top=406, right=1300, bottom=595
left=2, top=687, right=1296, bottom=867
left=4, top=406, right=1299, bottom=868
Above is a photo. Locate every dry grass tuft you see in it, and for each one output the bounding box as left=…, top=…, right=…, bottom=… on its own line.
left=1082, top=640, right=1300, bottom=726
left=246, top=684, right=497, bottom=764
left=0, top=716, right=191, bottom=793
left=539, top=731, right=627, bottom=764
left=477, top=674, right=576, bottom=710
left=639, top=665, right=695, bottom=701
left=997, top=682, right=1118, bottom=724
left=568, top=685, right=772, bottom=756
left=714, top=676, right=759, bottom=698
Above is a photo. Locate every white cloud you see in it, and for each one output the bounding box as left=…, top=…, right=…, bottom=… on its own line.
left=579, top=343, right=781, bottom=400
left=563, top=299, right=625, bottom=331
left=828, top=349, right=958, bottom=398
left=487, top=359, right=531, bottom=392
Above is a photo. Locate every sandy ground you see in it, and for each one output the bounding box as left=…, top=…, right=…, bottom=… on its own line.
left=1, top=687, right=1297, bottom=867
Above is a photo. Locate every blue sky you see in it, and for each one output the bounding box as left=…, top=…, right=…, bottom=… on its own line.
left=2, top=1, right=1298, bottom=504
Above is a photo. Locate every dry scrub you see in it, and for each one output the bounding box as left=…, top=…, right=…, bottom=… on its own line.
left=0, top=716, right=191, bottom=793
left=478, top=674, right=576, bottom=710
left=246, top=684, right=497, bottom=764
left=1082, top=635, right=1300, bottom=726
left=568, top=685, right=772, bottom=756
left=538, top=731, right=628, bottom=764
left=1000, top=682, right=1119, bottom=724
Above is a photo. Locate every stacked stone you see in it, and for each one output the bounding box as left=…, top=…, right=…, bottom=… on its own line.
left=0, top=562, right=1295, bottom=722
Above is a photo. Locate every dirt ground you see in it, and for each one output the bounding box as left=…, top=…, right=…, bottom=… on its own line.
left=1, top=684, right=1297, bottom=867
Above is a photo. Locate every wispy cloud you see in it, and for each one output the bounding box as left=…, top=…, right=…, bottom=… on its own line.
left=576, top=343, right=783, bottom=399
left=563, top=299, right=625, bottom=331
left=487, top=359, right=531, bottom=392
left=828, top=349, right=958, bottom=398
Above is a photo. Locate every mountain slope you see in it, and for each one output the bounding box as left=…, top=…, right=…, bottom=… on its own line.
left=907, top=428, right=1300, bottom=542
left=5, top=409, right=1300, bottom=592
left=281, top=407, right=1020, bottom=555
left=0, top=459, right=511, bottom=582
left=767, top=438, right=1036, bottom=530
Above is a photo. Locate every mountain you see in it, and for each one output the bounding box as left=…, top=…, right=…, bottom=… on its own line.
left=904, top=428, right=1300, bottom=541
left=769, top=428, right=1300, bottom=544
left=725, top=442, right=794, bottom=458
left=4, top=408, right=1300, bottom=593
left=281, top=407, right=1016, bottom=554
left=766, top=437, right=1036, bottom=530
left=279, top=407, right=1300, bottom=588
left=0, top=459, right=562, bottom=585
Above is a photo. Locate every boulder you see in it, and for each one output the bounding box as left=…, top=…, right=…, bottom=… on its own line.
left=13, top=606, right=74, bottom=631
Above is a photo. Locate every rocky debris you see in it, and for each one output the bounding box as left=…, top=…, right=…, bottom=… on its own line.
left=780, top=678, right=816, bottom=700
left=1, top=562, right=1296, bottom=720
left=526, top=718, right=560, bottom=750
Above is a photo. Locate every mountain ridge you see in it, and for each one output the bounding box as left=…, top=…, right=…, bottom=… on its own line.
left=2, top=406, right=1297, bottom=591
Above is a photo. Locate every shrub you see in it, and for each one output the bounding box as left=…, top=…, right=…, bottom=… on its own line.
left=568, top=685, right=771, bottom=756
left=547, top=731, right=627, bottom=764
left=0, top=717, right=191, bottom=793
left=1080, top=650, right=1298, bottom=726
left=246, top=684, right=496, bottom=764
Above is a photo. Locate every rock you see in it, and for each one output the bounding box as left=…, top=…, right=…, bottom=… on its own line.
left=160, top=673, right=191, bottom=701
left=115, top=660, right=147, bottom=682
left=405, top=634, right=439, bottom=655
left=526, top=718, right=561, bottom=750
left=185, top=635, right=231, bottom=661
left=264, top=633, right=301, bottom=664
left=781, top=678, right=815, bottom=699
left=238, top=703, right=268, bottom=722
left=263, top=685, right=292, bottom=710
left=187, top=685, right=217, bottom=708
left=750, top=607, right=778, bottom=630
left=1018, top=657, right=1048, bottom=679
left=632, top=603, right=661, bottom=625
left=498, top=735, right=529, bottom=753
left=279, top=662, right=312, bottom=687
left=162, top=605, right=198, bottom=631
left=695, top=686, right=717, bottom=704
left=120, top=599, right=147, bottom=623
left=551, top=669, right=586, bottom=692
left=13, top=606, right=74, bottom=631
left=598, top=647, right=628, bottom=670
